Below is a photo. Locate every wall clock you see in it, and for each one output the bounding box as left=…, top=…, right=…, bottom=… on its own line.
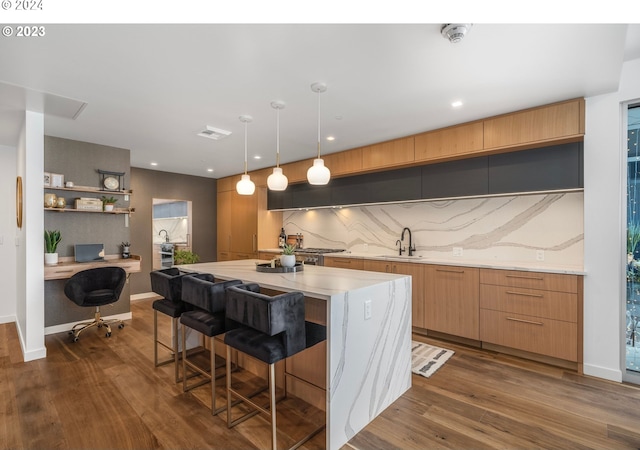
left=98, top=169, right=125, bottom=191
left=103, top=176, right=119, bottom=190
left=16, top=176, right=23, bottom=229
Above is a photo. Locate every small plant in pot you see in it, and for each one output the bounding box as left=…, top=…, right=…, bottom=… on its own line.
left=44, top=230, right=62, bottom=265
left=280, top=243, right=297, bottom=268
left=101, top=196, right=118, bottom=212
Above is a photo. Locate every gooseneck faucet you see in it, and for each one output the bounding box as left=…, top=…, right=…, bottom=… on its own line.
left=159, top=229, right=169, bottom=243
left=395, top=239, right=404, bottom=256
left=401, top=227, right=416, bottom=256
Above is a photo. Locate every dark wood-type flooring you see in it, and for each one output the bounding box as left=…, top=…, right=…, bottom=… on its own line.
left=2, top=297, right=640, bottom=449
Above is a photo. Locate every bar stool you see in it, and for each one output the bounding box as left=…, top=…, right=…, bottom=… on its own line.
left=150, top=268, right=209, bottom=383
left=180, top=276, right=248, bottom=415
left=224, top=284, right=326, bottom=450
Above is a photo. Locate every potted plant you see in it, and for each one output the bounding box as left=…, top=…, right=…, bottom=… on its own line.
left=44, top=229, right=62, bottom=265
left=101, top=195, right=118, bottom=212
left=174, top=248, right=199, bottom=265
left=280, top=243, right=297, bottom=268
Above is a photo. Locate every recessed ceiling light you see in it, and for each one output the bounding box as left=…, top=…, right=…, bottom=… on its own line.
left=253, top=155, right=261, bottom=160
left=150, top=162, right=158, bottom=166
left=451, top=100, right=463, bottom=108
left=207, top=168, right=214, bottom=172
left=326, top=136, right=335, bottom=141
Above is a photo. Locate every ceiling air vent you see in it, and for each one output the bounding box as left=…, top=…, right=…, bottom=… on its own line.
left=197, top=126, right=232, bottom=140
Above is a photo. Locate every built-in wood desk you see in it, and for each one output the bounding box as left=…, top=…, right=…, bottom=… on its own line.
left=44, top=255, right=142, bottom=280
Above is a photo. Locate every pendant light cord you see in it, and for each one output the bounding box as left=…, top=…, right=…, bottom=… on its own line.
left=276, top=106, right=280, bottom=168
left=317, top=88, right=321, bottom=159
left=244, top=120, right=248, bottom=174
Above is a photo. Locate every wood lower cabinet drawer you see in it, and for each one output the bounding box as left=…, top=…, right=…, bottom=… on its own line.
left=480, top=268, right=578, bottom=293
left=324, top=257, right=364, bottom=270
left=480, top=309, right=577, bottom=361
left=480, top=285, right=577, bottom=322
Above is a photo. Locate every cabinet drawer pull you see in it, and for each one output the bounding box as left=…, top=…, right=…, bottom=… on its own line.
left=506, top=317, right=544, bottom=326
left=335, top=260, right=351, bottom=264
left=506, top=274, right=544, bottom=281
left=54, top=269, right=74, bottom=273
left=506, top=290, right=544, bottom=298
left=436, top=268, right=465, bottom=274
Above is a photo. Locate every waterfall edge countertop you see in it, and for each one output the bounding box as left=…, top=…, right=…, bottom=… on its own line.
left=178, top=259, right=412, bottom=450
left=178, top=258, right=409, bottom=300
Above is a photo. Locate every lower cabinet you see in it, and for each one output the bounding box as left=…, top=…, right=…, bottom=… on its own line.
left=479, top=268, right=581, bottom=362
left=424, top=265, right=480, bottom=340
left=363, top=259, right=425, bottom=329
left=324, top=256, right=364, bottom=270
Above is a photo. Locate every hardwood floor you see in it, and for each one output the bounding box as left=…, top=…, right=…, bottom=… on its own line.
left=2, top=298, right=640, bottom=449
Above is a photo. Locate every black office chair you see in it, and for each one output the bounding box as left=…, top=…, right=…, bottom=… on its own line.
left=224, top=284, right=326, bottom=450
left=64, top=267, right=127, bottom=342
left=180, top=275, right=245, bottom=415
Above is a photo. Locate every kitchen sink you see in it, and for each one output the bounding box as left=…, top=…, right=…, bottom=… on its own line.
left=376, top=254, right=424, bottom=260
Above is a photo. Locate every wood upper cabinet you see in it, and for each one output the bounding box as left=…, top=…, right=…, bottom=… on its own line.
left=361, top=137, right=415, bottom=170
left=483, top=98, right=585, bottom=150
left=217, top=190, right=232, bottom=255
left=322, top=147, right=363, bottom=177
left=424, top=265, right=480, bottom=340
left=415, top=121, right=484, bottom=162
left=363, top=259, right=425, bottom=328
left=217, top=187, right=281, bottom=260
left=280, top=159, right=314, bottom=184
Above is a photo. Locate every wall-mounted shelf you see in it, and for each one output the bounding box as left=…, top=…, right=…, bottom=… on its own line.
left=44, top=207, right=134, bottom=215
left=44, top=185, right=133, bottom=195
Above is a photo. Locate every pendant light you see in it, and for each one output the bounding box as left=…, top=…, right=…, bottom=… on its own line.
left=267, top=101, right=288, bottom=191
left=307, top=82, right=331, bottom=185
left=236, top=115, right=255, bottom=196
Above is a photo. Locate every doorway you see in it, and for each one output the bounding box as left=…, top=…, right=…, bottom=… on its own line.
left=152, top=198, right=192, bottom=270
left=625, top=103, right=640, bottom=383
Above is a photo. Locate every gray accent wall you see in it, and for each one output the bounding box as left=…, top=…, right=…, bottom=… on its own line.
left=129, top=167, right=217, bottom=294
left=44, top=136, right=131, bottom=327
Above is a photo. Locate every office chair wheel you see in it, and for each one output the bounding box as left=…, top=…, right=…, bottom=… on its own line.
left=106, top=332, right=112, bottom=337
left=118, top=323, right=125, bottom=329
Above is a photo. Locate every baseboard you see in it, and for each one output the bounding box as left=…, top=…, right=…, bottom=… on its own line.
left=583, top=363, right=623, bottom=382
left=15, top=319, right=47, bottom=362
left=0, top=314, right=16, bottom=324
left=131, top=292, right=161, bottom=302
left=44, top=312, right=133, bottom=336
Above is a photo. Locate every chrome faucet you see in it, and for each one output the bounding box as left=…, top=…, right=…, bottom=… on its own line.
left=401, top=227, right=416, bottom=256
left=159, top=229, right=169, bottom=243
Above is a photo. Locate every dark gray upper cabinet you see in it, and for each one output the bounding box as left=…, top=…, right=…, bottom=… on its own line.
left=267, top=142, right=583, bottom=210
left=367, top=167, right=422, bottom=203
left=488, top=142, right=583, bottom=194
left=291, top=181, right=332, bottom=208
left=422, top=157, right=489, bottom=199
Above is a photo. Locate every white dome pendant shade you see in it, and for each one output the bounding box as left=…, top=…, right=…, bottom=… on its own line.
left=236, top=115, right=255, bottom=196
left=307, top=158, right=331, bottom=185
left=267, top=101, right=288, bottom=191
left=307, top=82, right=331, bottom=186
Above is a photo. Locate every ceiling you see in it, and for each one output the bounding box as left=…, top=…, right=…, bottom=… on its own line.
left=0, top=24, right=638, bottom=179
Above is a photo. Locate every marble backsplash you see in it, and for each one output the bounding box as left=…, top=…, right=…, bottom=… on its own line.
left=283, top=192, right=584, bottom=267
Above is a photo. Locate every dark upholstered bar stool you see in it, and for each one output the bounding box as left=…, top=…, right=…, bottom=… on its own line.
left=224, top=284, right=326, bottom=450
left=180, top=275, right=246, bottom=415
left=150, top=268, right=208, bottom=383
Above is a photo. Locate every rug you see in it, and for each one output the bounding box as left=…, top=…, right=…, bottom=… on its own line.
left=411, top=341, right=454, bottom=378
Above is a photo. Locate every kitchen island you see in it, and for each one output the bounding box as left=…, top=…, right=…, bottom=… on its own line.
left=178, top=259, right=412, bottom=450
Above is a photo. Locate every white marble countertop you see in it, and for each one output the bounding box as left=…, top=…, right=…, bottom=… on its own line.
left=178, top=259, right=410, bottom=300
left=259, top=248, right=585, bottom=275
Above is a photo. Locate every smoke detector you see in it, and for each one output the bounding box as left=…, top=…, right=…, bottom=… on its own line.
left=441, top=23, right=472, bottom=43
left=197, top=126, right=232, bottom=140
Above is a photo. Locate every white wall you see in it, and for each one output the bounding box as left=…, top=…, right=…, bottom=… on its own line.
left=0, top=145, right=17, bottom=324
left=15, top=110, right=46, bottom=361
left=584, top=58, right=640, bottom=381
